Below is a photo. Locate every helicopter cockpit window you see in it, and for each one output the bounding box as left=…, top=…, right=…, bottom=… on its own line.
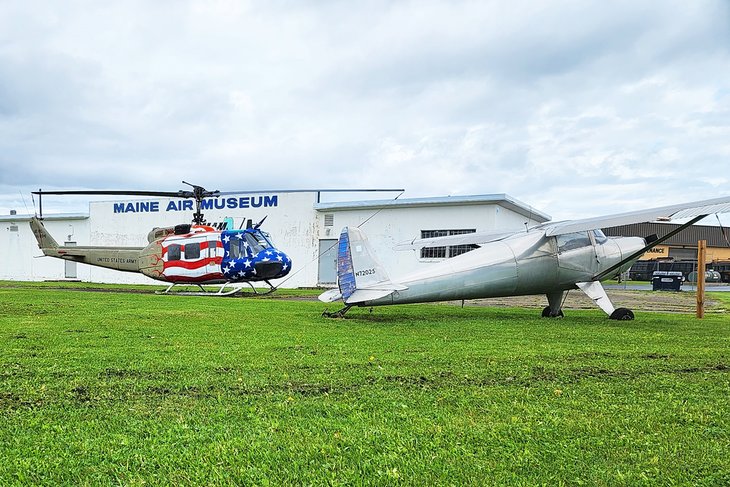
left=168, top=244, right=181, bottom=261
left=229, top=235, right=243, bottom=259
left=185, top=242, right=200, bottom=260
left=592, top=229, right=608, bottom=244
left=244, top=232, right=270, bottom=254
left=557, top=232, right=592, bottom=253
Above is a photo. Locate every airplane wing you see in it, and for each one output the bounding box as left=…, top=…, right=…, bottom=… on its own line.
left=543, top=195, right=730, bottom=236
left=394, top=229, right=519, bottom=251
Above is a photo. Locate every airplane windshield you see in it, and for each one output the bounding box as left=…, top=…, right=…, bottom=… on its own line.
left=592, top=229, right=608, bottom=244
left=557, top=232, right=592, bottom=252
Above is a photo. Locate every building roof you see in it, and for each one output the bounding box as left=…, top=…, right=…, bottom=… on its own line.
left=314, top=194, right=551, bottom=223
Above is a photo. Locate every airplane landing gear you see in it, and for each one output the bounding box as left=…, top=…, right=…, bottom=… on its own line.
left=322, top=305, right=352, bottom=318
left=609, top=307, right=635, bottom=320
left=542, top=291, right=565, bottom=318
left=541, top=306, right=564, bottom=318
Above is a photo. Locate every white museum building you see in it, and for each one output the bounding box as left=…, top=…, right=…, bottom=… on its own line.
left=0, top=191, right=550, bottom=288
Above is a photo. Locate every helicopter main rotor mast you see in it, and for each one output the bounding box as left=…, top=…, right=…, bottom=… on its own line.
left=180, top=181, right=221, bottom=225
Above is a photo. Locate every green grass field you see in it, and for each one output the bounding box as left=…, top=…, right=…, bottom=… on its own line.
left=1, top=285, right=728, bottom=485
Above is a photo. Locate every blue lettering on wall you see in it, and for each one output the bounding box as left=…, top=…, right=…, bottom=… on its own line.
left=113, top=201, right=161, bottom=213
left=113, top=195, right=279, bottom=213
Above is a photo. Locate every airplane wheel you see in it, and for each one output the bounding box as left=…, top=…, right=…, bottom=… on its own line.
left=609, top=308, right=635, bottom=321
left=541, top=306, right=564, bottom=318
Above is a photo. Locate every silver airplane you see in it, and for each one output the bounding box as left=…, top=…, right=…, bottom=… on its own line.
left=319, top=196, right=730, bottom=319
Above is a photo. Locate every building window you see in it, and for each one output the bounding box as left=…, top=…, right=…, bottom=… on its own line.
left=420, top=229, right=477, bottom=259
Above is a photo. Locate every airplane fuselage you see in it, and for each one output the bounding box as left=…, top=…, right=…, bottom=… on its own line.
left=360, top=230, right=645, bottom=306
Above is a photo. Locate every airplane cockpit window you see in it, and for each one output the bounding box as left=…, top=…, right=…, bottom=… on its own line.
left=592, top=229, right=608, bottom=244
left=557, top=232, right=592, bottom=252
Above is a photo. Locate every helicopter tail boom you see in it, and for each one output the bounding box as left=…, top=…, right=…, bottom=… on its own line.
left=29, top=217, right=143, bottom=272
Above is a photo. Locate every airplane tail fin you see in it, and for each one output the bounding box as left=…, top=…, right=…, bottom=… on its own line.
left=30, top=217, right=59, bottom=252
left=318, top=226, right=406, bottom=304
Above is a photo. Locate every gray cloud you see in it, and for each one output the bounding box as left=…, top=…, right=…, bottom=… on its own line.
left=1, top=0, right=729, bottom=226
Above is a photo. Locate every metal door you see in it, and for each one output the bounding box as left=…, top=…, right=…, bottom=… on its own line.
left=318, top=239, right=338, bottom=285
left=64, top=241, right=77, bottom=278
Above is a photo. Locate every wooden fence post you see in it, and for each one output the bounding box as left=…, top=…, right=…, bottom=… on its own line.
left=697, top=240, right=706, bottom=319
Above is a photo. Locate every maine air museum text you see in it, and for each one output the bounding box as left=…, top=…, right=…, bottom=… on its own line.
left=113, top=195, right=279, bottom=214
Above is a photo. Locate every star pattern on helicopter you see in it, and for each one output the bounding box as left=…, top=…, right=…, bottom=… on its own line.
left=221, top=248, right=291, bottom=280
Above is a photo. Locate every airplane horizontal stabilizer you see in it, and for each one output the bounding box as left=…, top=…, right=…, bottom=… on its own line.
left=318, top=285, right=407, bottom=304
left=318, top=289, right=342, bottom=303
left=345, top=288, right=402, bottom=304
left=544, top=195, right=730, bottom=236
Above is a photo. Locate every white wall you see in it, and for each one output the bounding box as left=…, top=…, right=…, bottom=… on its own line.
left=85, top=192, right=321, bottom=288
left=315, top=204, right=542, bottom=281
left=1, top=194, right=547, bottom=288
left=0, top=217, right=91, bottom=281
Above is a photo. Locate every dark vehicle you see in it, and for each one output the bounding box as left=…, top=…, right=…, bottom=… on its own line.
left=713, top=262, right=730, bottom=283
left=629, top=259, right=730, bottom=283
left=651, top=271, right=683, bottom=291
left=628, top=260, right=697, bottom=281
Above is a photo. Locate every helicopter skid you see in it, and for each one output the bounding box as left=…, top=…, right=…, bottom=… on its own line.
left=155, top=280, right=277, bottom=297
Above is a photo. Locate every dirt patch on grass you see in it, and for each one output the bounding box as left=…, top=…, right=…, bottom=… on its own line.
left=454, top=289, right=725, bottom=314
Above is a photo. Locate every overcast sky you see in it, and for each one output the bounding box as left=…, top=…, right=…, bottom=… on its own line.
left=1, top=0, right=729, bottom=225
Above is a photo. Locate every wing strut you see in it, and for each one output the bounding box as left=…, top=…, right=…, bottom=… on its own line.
left=594, top=214, right=706, bottom=281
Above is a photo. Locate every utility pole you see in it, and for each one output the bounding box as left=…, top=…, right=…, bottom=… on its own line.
left=697, top=240, right=707, bottom=319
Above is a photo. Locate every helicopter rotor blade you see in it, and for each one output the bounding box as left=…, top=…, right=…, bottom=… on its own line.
left=33, top=183, right=221, bottom=226
left=31, top=190, right=184, bottom=198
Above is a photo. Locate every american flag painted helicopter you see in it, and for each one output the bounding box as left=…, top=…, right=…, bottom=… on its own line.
left=29, top=182, right=291, bottom=296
